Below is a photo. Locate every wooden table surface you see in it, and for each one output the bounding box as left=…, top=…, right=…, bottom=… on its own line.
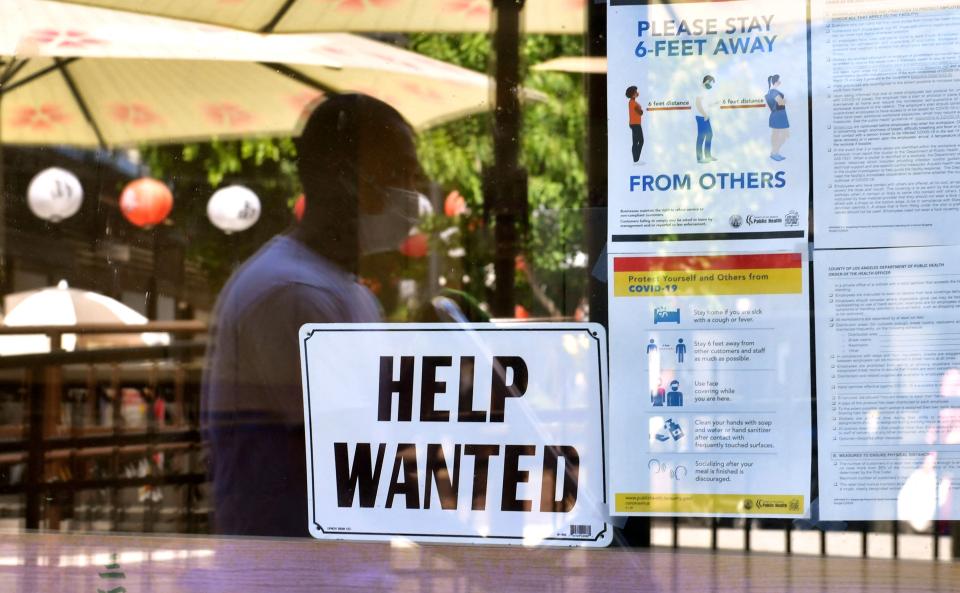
left=0, top=532, right=955, bottom=593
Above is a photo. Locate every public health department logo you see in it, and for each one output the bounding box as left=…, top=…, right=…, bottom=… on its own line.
left=742, top=499, right=753, bottom=511
left=729, top=214, right=743, bottom=228
left=789, top=498, right=801, bottom=512
left=784, top=210, right=800, bottom=227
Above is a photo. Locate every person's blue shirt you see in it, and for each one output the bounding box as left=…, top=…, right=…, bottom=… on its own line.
left=201, top=234, right=380, bottom=537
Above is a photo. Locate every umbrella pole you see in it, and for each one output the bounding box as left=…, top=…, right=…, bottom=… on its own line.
left=0, top=89, right=5, bottom=298
left=490, top=0, right=527, bottom=318
left=584, top=0, right=650, bottom=548
left=0, top=60, right=14, bottom=299
left=585, top=2, right=609, bottom=328
left=147, top=226, right=160, bottom=320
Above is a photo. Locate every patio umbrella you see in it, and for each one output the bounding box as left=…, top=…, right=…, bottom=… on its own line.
left=49, top=0, right=586, bottom=34
left=0, top=0, right=508, bottom=147
left=532, top=56, right=606, bottom=74
left=0, top=280, right=170, bottom=355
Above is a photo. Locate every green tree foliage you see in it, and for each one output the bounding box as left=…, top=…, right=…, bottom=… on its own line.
left=410, top=33, right=589, bottom=316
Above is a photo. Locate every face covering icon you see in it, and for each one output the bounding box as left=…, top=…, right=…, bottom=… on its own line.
left=358, top=187, right=426, bottom=256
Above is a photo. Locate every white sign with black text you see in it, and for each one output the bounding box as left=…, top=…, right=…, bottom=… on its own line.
left=299, top=323, right=611, bottom=547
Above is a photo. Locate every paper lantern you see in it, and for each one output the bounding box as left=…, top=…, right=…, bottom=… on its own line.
left=444, top=190, right=467, bottom=217
left=293, top=193, right=306, bottom=221
left=399, top=233, right=428, bottom=258
left=514, top=304, right=530, bottom=319
left=27, top=167, right=83, bottom=223
left=207, top=185, right=261, bottom=233
left=120, top=178, right=173, bottom=228
left=417, top=194, right=434, bottom=217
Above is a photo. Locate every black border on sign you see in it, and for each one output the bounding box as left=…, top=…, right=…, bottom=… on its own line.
left=301, top=326, right=609, bottom=543
left=613, top=231, right=806, bottom=242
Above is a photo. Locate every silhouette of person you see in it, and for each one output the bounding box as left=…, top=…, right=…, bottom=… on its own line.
left=647, top=338, right=658, bottom=354
left=675, top=338, right=686, bottom=363
left=201, top=94, right=424, bottom=537
left=626, top=86, right=644, bottom=164
left=667, top=379, right=684, bottom=407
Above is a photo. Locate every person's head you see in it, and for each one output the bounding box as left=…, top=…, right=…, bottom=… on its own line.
left=768, top=74, right=781, bottom=89
left=670, top=380, right=680, bottom=391
left=649, top=338, right=655, bottom=344
left=678, top=338, right=683, bottom=344
left=626, top=86, right=638, bottom=99
left=295, top=94, right=422, bottom=272
left=702, top=75, right=715, bottom=89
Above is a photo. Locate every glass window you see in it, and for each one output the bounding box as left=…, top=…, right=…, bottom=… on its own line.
left=0, top=0, right=956, bottom=590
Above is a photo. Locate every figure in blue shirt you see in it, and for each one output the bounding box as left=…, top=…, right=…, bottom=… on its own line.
left=765, top=74, right=790, bottom=161
left=675, top=338, right=687, bottom=363
left=646, top=338, right=658, bottom=354
left=667, top=380, right=684, bottom=407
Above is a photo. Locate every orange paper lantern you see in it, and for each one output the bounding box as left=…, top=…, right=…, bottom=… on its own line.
left=444, top=190, right=467, bottom=217
left=293, top=193, right=306, bottom=221
left=120, top=178, right=173, bottom=228
left=399, top=233, right=428, bottom=258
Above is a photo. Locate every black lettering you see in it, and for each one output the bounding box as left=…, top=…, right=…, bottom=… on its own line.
left=501, top=444, right=535, bottom=512
left=490, top=356, right=528, bottom=422
left=457, top=356, right=485, bottom=422
left=385, top=444, right=420, bottom=509
left=333, top=442, right=385, bottom=508
left=539, top=445, right=580, bottom=513
left=420, top=356, right=451, bottom=422
left=464, top=444, right=500, bottom=510
left=423, top=443, right=461, bottom=510
left=378, top=356, right=414, bottom=421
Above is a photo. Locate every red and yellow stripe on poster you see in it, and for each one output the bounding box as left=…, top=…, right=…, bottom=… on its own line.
left=613, top=253, right=802, bottom=297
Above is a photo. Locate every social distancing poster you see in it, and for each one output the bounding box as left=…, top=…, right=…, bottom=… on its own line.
left=299, top=323, right=611, bottom=546
left=607, top=0, right=810, bottom=242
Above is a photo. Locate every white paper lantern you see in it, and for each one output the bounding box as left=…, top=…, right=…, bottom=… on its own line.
left=206, top=185, right=261, bottom=233
left=27, top=167, right=84, bottom=223
left=417, top=194, right=434, bottom=217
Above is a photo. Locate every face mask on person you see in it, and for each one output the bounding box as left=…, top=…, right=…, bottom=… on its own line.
left=358, top=187, right=425, bottom=256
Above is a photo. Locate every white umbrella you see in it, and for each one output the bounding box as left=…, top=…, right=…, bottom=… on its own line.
left=0, top=0, right=512, bottom=147
left=50, top=0, right=586, bottom=34
left=0, top=280, right=170, bottom=355
left=532, top=56, right=606, bottom=74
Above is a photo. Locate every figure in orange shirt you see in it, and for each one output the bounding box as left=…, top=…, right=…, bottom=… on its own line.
left=626, top=86, right=644, bottom=164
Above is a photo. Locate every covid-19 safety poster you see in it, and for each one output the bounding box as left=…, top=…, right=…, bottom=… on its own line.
left=605, top=245, right=811, bottom=517
left=606, top=0, right=810, bottom=241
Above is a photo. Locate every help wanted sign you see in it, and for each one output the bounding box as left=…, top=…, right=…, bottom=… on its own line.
left=299, top=323, right=610, bottom=547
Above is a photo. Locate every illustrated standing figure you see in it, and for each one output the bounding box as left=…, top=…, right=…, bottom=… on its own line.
left=766, top=74, right=790, bottom=161
left=626, top=86, right=645, bottom=164
left=694, top=75, right=717, bottom=163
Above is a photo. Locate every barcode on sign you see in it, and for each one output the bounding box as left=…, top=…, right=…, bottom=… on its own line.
left=569, top=524, right=591, bottom=537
